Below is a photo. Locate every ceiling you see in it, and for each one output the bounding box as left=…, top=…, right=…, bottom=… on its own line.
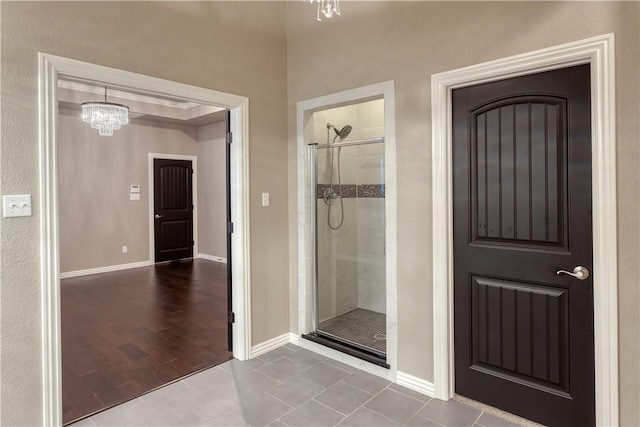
left=57, top=78, right=227, bottom=127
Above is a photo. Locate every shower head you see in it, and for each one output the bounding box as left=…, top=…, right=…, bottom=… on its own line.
left=329, top=124, right=352, bottom=140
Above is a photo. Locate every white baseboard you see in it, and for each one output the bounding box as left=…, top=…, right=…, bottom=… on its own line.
left=198, top=253, right=227, bottom=264
left=60, top=260, right=153, bottom=279
left=251, top=333, right=292, bottom=357
left=396, top=371, right=434, bottom=397
left=287, top=332, right=300, bottom=346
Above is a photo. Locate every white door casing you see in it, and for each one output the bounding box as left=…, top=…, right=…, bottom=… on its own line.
left=39, top=53, right=252, bottom=427
left=431, top=34, right=618, bottom=426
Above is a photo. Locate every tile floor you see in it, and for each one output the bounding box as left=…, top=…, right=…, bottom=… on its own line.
left=70, top=344, right=523, bottom=427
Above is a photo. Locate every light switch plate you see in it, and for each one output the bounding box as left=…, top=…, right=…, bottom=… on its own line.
left=129, top=193, right=140, bottom=201
left=261, top=192, right=270, bottom=207
left=3, top=195, right=32, bottom=217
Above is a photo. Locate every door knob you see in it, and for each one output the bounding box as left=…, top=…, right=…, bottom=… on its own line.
left=556, top=266, right=589, bottom=280
left=154, top=214, right=164, bottom=219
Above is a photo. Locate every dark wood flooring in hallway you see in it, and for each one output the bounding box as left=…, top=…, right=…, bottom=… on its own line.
left=61, top=259, right=232, bottom=425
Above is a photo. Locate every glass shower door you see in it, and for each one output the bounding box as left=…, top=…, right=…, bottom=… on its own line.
left=314, top=141, right=386, bottom=357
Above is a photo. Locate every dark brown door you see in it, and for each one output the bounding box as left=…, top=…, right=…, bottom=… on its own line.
left=453, top=64, right=594, bottom=426
left=153, top=158, right=194, bottom=262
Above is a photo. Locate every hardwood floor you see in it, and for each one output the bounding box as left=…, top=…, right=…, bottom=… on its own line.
left=61, top=259, right=232, bottom=425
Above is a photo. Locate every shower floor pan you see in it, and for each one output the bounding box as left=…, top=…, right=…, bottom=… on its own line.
left=318, top=308, right=386, bottom=354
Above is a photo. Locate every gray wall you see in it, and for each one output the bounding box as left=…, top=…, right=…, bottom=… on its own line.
left=286, top=2, right=639, bottom=425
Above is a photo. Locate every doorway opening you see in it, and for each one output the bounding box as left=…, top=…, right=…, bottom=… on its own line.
left=296, top=80, right=398, bottom=380
left=39, top=54, right=252, bottom=426
left=56, top=78, right=235, bottom=424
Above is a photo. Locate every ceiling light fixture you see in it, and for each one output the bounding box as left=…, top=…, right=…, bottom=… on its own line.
left=310, top=0, right=340, bottom=21
left=81, top=86, right=129, bottom=136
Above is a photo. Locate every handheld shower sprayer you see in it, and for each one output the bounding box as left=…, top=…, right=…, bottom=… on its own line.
left=324, top=123, right=352, bottom=230
left=327, top=123, right=352, bottom=141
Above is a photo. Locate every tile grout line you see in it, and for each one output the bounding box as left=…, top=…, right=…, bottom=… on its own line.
left=472, top=411, right=485, bottom=426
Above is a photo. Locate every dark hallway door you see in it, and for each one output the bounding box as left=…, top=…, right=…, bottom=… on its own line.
left=153, top=158, right=194, bottom=262
left=452, top=65, right=594, bottom=426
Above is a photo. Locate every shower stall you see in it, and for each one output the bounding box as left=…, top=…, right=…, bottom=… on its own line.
left=304, top=99, right=387, bottom=365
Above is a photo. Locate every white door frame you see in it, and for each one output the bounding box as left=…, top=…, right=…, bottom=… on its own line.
left=38, top=53, right=252, bottom=426
left=148, top=153, right=199, bottom=263
left=431, top=34, right=618, bottom=425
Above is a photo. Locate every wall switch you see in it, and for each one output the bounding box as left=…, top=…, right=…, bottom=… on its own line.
left=129, top=193, right=140, bottom=201
left=261, top=192, right=270, bottom=207
left=3, top=195, right=32, bottom=218
left=130, top=185, right=140, bottom=193
left=122, top=246, right=128, bottom=253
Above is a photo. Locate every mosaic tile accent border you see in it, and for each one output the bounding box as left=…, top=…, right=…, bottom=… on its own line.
left=317, top=184, right=385, bottom=199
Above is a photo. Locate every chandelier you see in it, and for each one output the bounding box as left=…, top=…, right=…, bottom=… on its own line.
left=81, top=87, right=129, bottom=136
left=310, top=0, right=340, bottom=21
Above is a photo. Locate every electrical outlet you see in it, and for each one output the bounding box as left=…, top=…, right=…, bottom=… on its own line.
left=122, top=246, right=128, bottom=253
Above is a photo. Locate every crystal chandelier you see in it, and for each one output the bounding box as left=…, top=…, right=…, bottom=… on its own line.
left=310, top=0, right=340, bottom=21
left=81, top=87, right=129, bottom=136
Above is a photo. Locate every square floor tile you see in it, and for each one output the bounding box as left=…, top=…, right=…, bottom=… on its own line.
left=226, top=392, right=293, bottom=426
left=405, top=414, right=445, bottom=426
left=314, top=382, right=373, bottom=415
left=219, top=358, right=266, bottom=376
left=323, top=358, right=358, bottom=373
left=266, top=376, right=326, bottom=407
left=417, top=399, right=482, bottom=427
left=198, top=409, right=248, bottom=426
left=283, top=343, right=301, bottom=351
left=183, top=366, right=235, bottom=392
left=90, top=398, right=158, bottom=426
left=340, top=370, right=390, bottom=394
left=279, top=400, right=345, bottom=426
left=234, top=370, right=280, bottom=395
left=299, top=362, right=351, bottom=388
left=257, top=357, right=309, bottom=382
left=257, top=346, right=296, bottom=362
left=364, top=388, right=425, bottom=423
left=284, top=348, right=327, bottom=368
left=387, top=383, right=432, bottom=403
left=337, top=407, right=401, bottom=426
left=141, top=380, right=200, bottom=412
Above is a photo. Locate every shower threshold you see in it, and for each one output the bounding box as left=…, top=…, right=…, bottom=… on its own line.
left=303, top=308, right=389, bottom=368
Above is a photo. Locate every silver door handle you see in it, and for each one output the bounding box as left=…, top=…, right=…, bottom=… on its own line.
left=556, top=266, right=589, bottom=280
left=154, top=214, right=164, bottom=219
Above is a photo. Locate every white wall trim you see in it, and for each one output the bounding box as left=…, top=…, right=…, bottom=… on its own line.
left=396, top=371, right=435, bottom=398
left=251, top=333, right=292, bottom=357
left=431, top=34, right=618, bottom=426
left=60, top=261, right=152, bottom=279
left=38, top=53, right=252, bottom=427
left=296, top=80, right=398, bottom=382
left=148, top=153, right=199, bottom=263
left=198, top=254, right=228, bottom=264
